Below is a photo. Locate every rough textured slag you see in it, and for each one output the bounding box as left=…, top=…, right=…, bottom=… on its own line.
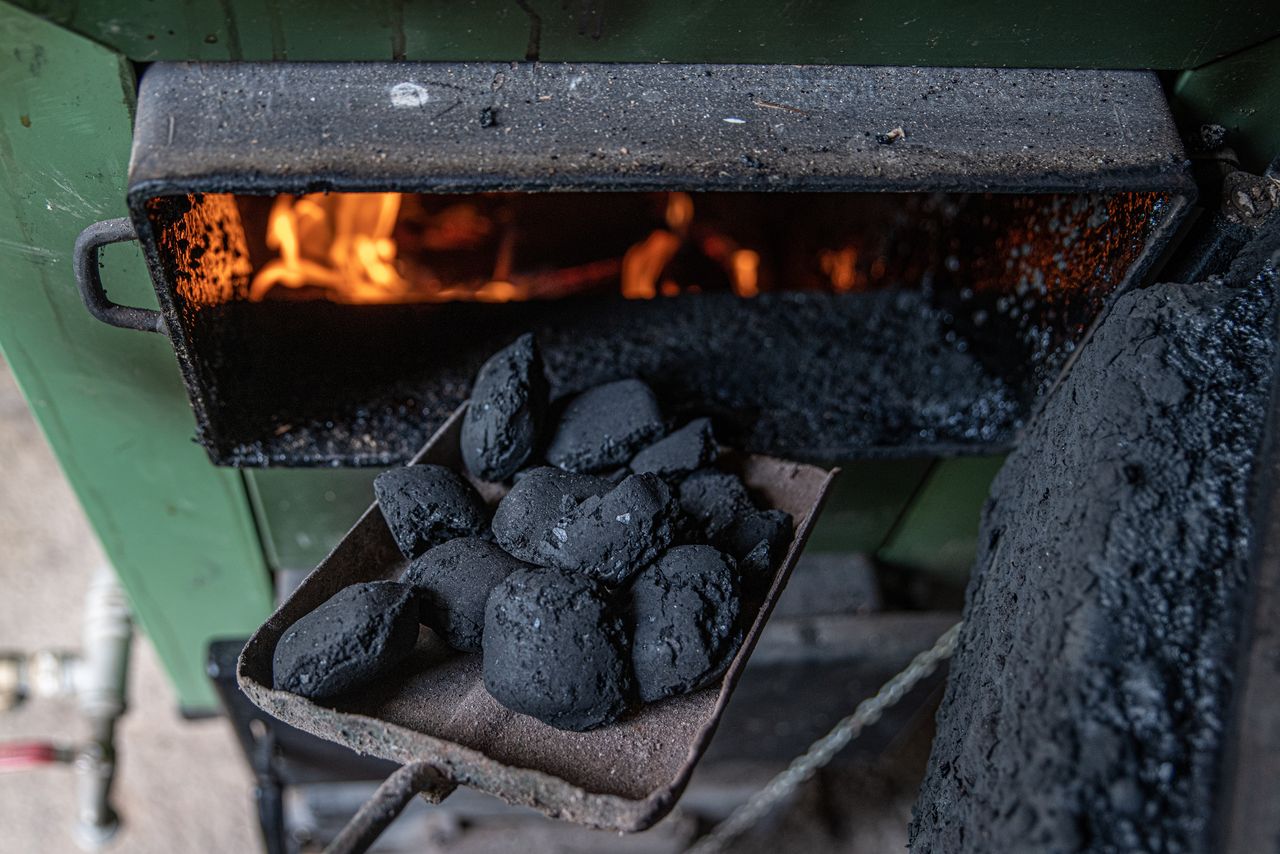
left=678, top=467, right=756, bottom=540
left=545, top=378, right=665, bottom=473
left=630, top=545, right=743, bottom=703
left=630, top=417, right=718, bottom=479
left=374, top=464, right=489, bottom=559
left=402, top=537, right=529, bottom=652
left=491, top=466, right=611, bottom=564
left=910, top=238, right=1278, bottom=854
left=482, top=568, right=633, bottom=732
left=272, top=581, right=420, bottom=700
left=461, top=333, right=549, bottom=482
left=539, top=472, right=677, bottom=585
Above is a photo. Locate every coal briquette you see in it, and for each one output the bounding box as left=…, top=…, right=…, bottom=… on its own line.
left=630, top=545, right=743, bottom=703
left=272, top=581, right=420, bottom=699
left=545, top=379, right=665, bottom=472
left=402, top=537, right=529, bottom=652
left=491, top=466, right=611, bottom=564
left=461, top=334, right=550, bottom=482
left=375, top=464, right=489, bottom=559
left=719, top=509, right=794, bottom=592
left=482, top=568, right=633, bottom=731
left=677, top=467, right=756, bottom=540
left=539, top=472, right=677, bottom=584
left=630, top=417, right=717, bottom=479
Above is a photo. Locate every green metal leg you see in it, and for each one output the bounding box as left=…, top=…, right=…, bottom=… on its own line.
left=0, top=3, right=272, bottom=711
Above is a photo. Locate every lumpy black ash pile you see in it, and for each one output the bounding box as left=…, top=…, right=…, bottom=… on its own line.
left=273, top=333, right=796, bottom=731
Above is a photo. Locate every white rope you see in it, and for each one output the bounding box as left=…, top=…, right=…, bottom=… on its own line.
left=687, top=621, right=964, bottom=854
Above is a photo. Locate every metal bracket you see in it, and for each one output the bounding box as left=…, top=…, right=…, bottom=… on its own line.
left=325, top=761, right=455, bottom=854
left=72, top=218, right=165, bottom=335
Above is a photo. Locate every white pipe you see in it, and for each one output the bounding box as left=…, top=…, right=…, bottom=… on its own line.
left=76, top=565, right=131, bottom=725
left=72, top=564, right=132, bottom=850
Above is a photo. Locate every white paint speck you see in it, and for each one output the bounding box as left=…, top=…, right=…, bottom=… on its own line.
left=723, top=117, right=746, bottom=124
left=389, top=82, right=430, bottom=108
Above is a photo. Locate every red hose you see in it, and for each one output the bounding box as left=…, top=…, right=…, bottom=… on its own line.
left=0, top=740, right=59, bottom=772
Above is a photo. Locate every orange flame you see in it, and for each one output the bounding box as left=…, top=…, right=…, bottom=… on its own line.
left=730, top=249, right=760, bottom=297
left=248, top=191, right=770, bottom=303
left=249, top=193, right=532, bottom=304
left=250, top=193, right=412, bottom=303
left=621, top=230, right=681, bottom=299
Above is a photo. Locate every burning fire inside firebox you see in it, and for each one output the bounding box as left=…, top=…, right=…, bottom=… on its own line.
left=140, top=187, right=1172, bottom=467
left=238, top=190, right=982, bottom=305
left=228, top=189, right=1168, bottom=310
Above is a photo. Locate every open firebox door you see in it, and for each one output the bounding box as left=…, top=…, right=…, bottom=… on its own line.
left=68, top=61, right=1213, bottom=850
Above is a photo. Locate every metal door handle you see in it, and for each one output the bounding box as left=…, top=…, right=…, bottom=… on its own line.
left=73, top=218, right=166, bottom=335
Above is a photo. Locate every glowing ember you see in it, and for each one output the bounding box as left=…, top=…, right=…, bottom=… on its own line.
left=820, top=247, right=859, bottom=292
left=621, top=231, right=681, bottom=299
left=664, top=192, right=694, bottom=233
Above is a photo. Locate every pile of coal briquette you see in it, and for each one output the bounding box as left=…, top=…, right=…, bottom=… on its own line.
left=273, top=333, right=795, bottom=732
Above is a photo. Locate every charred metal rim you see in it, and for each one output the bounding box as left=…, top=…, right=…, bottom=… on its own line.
left=128, top=62, right=1194, bottom=198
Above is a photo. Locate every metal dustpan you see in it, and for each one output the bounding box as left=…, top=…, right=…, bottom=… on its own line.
left=238, top=406, right=837, bottom=839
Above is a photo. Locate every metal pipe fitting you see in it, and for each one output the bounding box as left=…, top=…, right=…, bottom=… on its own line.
left=76, top=566, right=131, bottom=725
left=72, top=565, right=132, bottom=849
left=0, top=648, right=80, bottom=710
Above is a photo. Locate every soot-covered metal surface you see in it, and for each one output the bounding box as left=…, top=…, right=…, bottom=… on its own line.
left=204, top=292, right=1021, bottom=467
left=129, top=63, right=1190, bottom=196
left=910, top=222, right=1280, bottom=852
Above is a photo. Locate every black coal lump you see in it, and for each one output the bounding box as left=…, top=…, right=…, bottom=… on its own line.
left=630, top=545, right=743, bottom=703
left=539, top=472, right=676, bottom=584
left=719, top=509, right=794, bottom=592
left=677, top=467, right=756, bottom=540
left=482, top=568, right=633, bottom=731
left=375, top=464, right=489, bottom=559
left=402, top=537, right=529, bottom=652
left=630, top=417, right=717, bottom=479
left=272, top=581, right=420, bottom=700
left=461, top=333, right=550, bottom=482
left=491, top=467, right=611, bottom=564
left=545, top=378, right=665, bottom=473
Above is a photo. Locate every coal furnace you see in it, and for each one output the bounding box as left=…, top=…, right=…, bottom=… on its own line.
left=77, top=62, right=1190, bottom=467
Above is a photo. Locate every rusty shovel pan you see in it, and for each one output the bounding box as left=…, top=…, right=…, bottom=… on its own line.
left=238, top=407, right=838, bottom=832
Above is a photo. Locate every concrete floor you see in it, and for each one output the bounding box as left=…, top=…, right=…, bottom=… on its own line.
left=0, top=358, right=259, bottom=854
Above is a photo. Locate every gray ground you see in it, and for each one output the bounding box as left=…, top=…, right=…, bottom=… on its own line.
left=0, top=357, right=259, bottom=854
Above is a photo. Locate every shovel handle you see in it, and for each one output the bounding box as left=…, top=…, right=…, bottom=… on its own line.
left=324, top=761, right=455, bottom=854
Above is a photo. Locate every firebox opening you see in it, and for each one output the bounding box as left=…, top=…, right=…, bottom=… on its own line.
left=144, top=188, right=1174, bottom=467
